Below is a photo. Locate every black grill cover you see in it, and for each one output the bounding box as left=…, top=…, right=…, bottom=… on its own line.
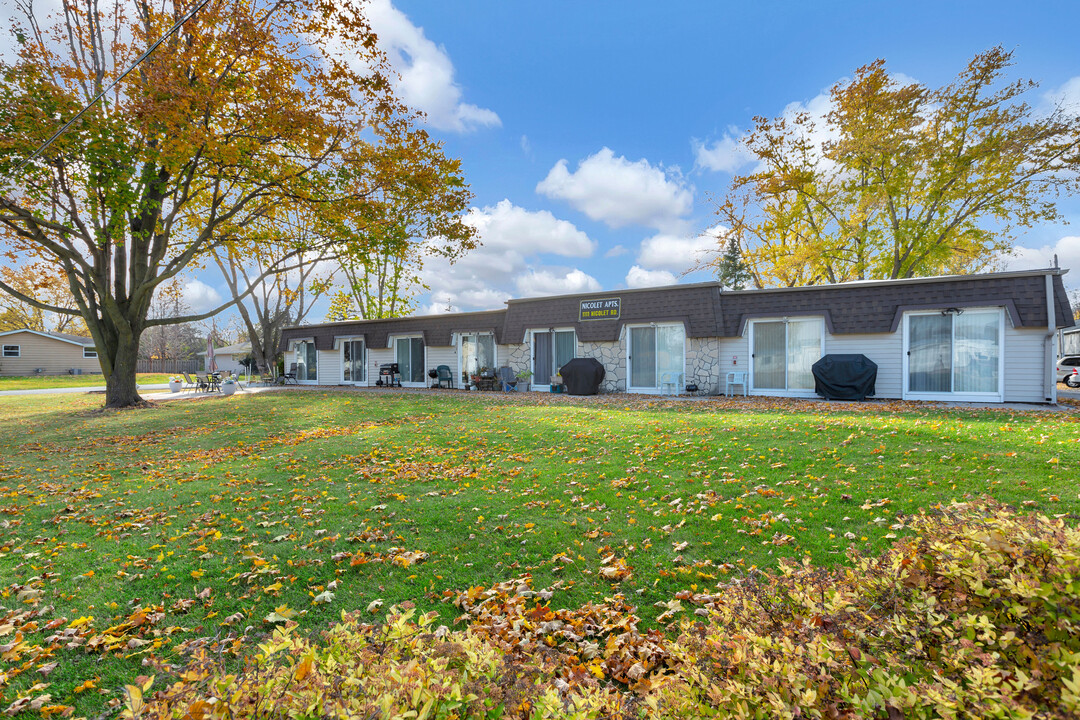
left=559, top=357, right=606, bottom=396
left=812, top=354, right=877, bottom=400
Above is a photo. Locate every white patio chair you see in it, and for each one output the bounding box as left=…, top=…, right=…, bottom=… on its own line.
left=725, top=371, right=747, bottom=397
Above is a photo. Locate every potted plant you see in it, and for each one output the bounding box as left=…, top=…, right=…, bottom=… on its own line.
left=221, top=377, right=237, bottom=396
left=515, top=368, right=532, bottom=392
left=169, top=376, right=182, bottom=393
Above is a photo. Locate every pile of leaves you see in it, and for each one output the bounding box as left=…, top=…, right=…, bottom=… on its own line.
left=118, top=500, right=1080, bottom=719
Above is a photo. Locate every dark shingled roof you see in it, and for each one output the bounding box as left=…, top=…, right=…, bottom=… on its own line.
left=501, top=283, right=723, bottom=343
left=718, top=272, right=1074, bottom=336
left=279, top=270, right=1074, bottom=352
left=280, top=310, right=509, bottom=352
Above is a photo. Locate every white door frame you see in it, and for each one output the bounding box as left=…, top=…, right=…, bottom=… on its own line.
left=392, top=335, right=427, bottom=388
left=457, top=332, right=498, bottom=387
left=291, top=339, right=318, bottom=385
left=746, top=317, right=824, bottom=398
left=339, top=337, right=367, bottom=386
left=901, top=307, right=1005, bottom=402
left=625, top=323, right=685, bottom=394
left=529, top=327, right=577, bottom=390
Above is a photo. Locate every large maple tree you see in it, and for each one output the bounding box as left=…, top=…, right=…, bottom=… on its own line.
left=0, top=0, right=474, bottom=406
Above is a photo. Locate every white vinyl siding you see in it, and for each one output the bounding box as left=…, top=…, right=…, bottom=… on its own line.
left=318, top=349, right=340, bottom=385
left=824, top=332, right=902, bottom=399
left=427, top=346, right=457, bottom=386
left=0, top=332, right=101, bottom=376
left=1004, top=326, right=1047, bottom=402
left=368, top=348, right=393, bottom=386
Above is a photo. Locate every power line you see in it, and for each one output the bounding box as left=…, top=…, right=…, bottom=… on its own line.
left=7, top=0, right=214, bottom=181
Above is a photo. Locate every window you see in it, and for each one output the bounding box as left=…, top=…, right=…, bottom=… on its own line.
left=294, top=340, right=317, bottom=382
left=3, top=345, right=20, bottom=358
left=905, top=309, right=1001, bottom=399
left=83, top=347, right=97, bottom=359
left=395, top=336, right=425, bottom=384
left=460, top=333, right=495, bottom=378
left=749, top=318, right=823, bottom=393
left=531, top=330, right=575, bottom=384
left=342, top=340, right=365, bottom=383
left=627, top=324, right=684, bottom=390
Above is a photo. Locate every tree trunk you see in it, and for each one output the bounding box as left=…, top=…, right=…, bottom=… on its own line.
left=104, top=336, right=145, bottom=408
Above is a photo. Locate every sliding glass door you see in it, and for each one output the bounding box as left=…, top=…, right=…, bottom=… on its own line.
left=627, top=324, right=684, bottom=391
left=906, top=310, right=1001, bottom=400
left=342, top=340, right=365, bottom=383
left=294, top=341, right=317, bottom=382
left=750, top=318, right=822, bottom=394
left=532, top=330, right=575, bottom=384
left=460, top=333, right=495, bottom=377
left=395, top=336, right=425, bottom=384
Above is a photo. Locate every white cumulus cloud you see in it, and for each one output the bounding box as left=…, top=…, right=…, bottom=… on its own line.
left=636, top=230, right=720, bottom=274
left=419, top=200, right=597, bottom=311
left=1005, top=236, right=1080, bottom=292
left=516, top=268, right=601, bottom=297
left=1043, top=76, right=1080, bottom=116
left=625, top=266, right=677, bottom=289
left=536, top=147, right=694, bottom=232
left=693, top=130, right=755, bottom=173
left=183, top=279, right=223, bottom=314
left=366, top=0, right=500, bottom=132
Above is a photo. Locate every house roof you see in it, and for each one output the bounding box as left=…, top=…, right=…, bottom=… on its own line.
left=0, top=329, right=94, bottom=346
left=278, top=269, right=1075, bottom=353
left=198, top=342, right=251, bottom=356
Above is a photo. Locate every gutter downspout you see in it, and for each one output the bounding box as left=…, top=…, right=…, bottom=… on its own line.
left=1046, top=272, right=1057, bottom=404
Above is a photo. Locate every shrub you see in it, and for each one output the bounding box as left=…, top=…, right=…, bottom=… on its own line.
left=128, top=502, right=1080, bottom=719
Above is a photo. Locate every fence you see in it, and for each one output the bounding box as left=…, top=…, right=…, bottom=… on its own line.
left=137, top=358, right=200, bottom=374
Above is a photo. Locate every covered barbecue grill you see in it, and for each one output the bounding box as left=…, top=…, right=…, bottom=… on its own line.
left=811, top=354, right=877, bottom=400
left=378, top=362, right=401, bottom=387
left=559, top=357, right=606, bottom=396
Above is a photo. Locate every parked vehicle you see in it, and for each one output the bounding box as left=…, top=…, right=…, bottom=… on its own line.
left=1057, top=355, right=1080, bottom=385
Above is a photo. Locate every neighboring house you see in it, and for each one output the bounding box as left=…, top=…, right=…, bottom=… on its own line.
left=1062, top=327, right=1080, bottom=356
left=198, top=342, right=251, bottom=375
left=0, top=329, right=100, bottom=376
left=279, top=268, right=1075, bottom=404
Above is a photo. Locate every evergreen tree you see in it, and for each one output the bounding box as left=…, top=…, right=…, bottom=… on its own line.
left=717, top=238, right=752, bottom=290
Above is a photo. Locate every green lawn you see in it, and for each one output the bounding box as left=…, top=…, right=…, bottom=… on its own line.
left=0, top=374, right=174, bottom=391
left=0, top=390, right=1077, bottom=716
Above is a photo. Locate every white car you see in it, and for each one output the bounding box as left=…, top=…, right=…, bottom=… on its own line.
left=1058, top=356, right=1080, bottom=387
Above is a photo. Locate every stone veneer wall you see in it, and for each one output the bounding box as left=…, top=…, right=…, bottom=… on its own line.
left=503, top=343, right=530, bottom=375
left=686, top=337, right=721, bottom=395
left=579, top=340, right=625, bottom=393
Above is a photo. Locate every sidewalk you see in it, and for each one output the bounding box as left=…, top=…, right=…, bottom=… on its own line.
left=0, top=383, right=170, bottom=396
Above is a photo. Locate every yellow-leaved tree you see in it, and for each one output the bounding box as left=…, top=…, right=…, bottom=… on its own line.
left=702, top=47, right=1080, bottom=288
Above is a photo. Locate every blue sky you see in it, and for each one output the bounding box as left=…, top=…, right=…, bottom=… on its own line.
left=3, top=0, right=1080, bottom=319
left=365, top=0, right=1080, bottom=314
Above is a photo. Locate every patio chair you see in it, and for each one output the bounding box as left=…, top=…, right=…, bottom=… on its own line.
left=282, top=363, right=298, bottom=385
left=725, top=371, right=747, bottom=397
left=435, top=365, right=455, bottom=389
left=192, top=373, right=211, bottom=393
left=181, top=372, right=201, bottom=391
left=496, top=366, right=518, bottom=392
left=659, top=371, right=683, bottom=396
